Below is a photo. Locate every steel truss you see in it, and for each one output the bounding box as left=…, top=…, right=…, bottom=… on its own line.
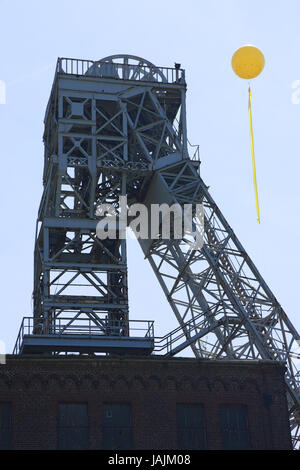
left=22, top=54, right=300, bottom=447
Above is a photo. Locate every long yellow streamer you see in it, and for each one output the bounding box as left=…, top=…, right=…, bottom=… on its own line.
left=248, top=86, right=260, bottom=224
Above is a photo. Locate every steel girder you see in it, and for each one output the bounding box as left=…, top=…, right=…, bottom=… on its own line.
left=30, top=55, right=299, bottom=446
left=138, top=161, right=300, bottom=446
left=33, top=55, right=186, bottom=340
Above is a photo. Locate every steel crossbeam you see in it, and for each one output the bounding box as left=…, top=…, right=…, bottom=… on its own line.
left=15, top=54, right=300, bottom=447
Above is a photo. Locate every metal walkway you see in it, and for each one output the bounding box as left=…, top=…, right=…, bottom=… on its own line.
left=13, top=317, right=154, bottom=355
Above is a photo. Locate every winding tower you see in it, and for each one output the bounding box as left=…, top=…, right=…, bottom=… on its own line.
left=14, top=54, right=300, bottom=447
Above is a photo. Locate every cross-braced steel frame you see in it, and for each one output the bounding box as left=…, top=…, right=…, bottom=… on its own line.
left=21, top=54, right=300, bottom=447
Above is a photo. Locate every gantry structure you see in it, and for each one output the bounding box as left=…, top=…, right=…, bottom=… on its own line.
left=13, top=54, right=300, bottom=447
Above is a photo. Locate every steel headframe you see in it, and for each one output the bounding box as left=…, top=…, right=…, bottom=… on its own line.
left=29, top=54, right=300, bottom=447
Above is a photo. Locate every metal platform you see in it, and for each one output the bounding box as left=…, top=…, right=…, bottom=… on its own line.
left=14, top=317, right=154, bottom=355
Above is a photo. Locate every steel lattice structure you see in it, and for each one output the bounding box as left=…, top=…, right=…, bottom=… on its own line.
left=14, top=54, right=300, bottom=447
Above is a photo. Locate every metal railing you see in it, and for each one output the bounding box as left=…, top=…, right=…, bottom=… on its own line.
left=56, top=57, right=185, bottom=84
left=154, top=316, right=201, bottom=355
left=13, top=316, right=154, bottom=355
left=154, top=312, right=227, bottom=356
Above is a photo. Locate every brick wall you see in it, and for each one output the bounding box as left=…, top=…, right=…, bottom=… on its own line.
left=0, top=355, right=292, bottom=450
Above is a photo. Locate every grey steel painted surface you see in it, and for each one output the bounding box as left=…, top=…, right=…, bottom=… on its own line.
left=20, top=335, right=154, bottom=355
left=14, top=315, right=154, bottom=355
left=14, top=54, right=300, bottom=447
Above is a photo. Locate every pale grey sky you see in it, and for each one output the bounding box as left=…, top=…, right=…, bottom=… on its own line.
left=0, top=0, right=299, bottom=352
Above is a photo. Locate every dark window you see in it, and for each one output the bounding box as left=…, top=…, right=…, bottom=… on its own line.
left=177, top=404, right=206, bottom=449
left=58, top=403, right=88, bottom=450
left=0, top=403, right=11, bottom=450
left=103, top=403, right=132, bottom=450
left=220, top=405, right=250, bottom=450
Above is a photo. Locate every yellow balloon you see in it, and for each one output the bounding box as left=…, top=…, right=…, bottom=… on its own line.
left=232, top=45, right=265, bottom=79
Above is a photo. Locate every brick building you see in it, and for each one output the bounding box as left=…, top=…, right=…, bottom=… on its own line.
left=0, top=355, right=292, bottom=450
